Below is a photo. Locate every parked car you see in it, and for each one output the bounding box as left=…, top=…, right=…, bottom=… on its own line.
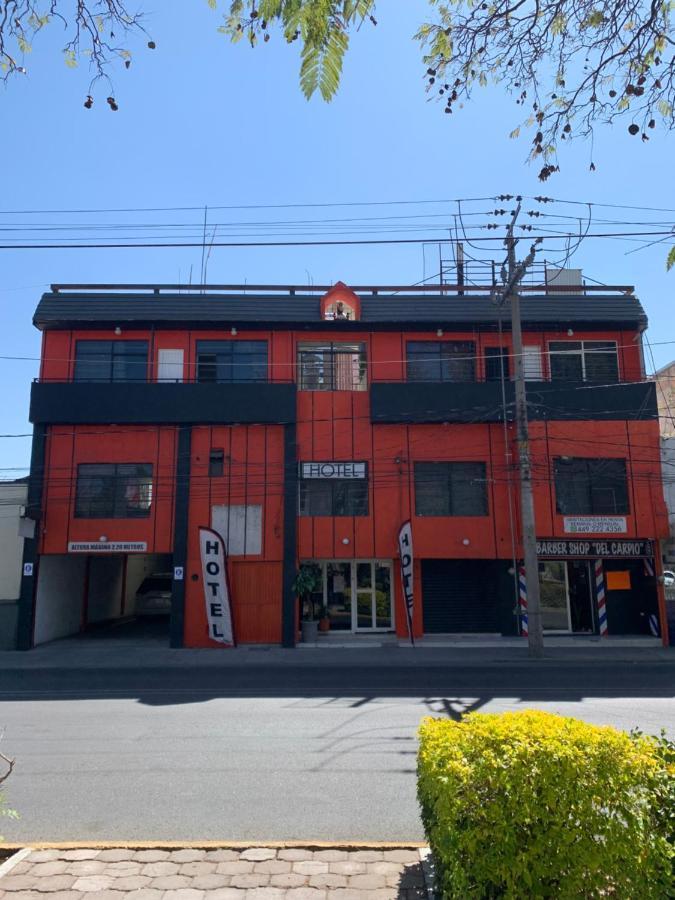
left=135, top=573, right=172, bottom=616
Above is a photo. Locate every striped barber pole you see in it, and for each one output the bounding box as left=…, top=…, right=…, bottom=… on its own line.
left=519, top=566, right=528, bottom=637
left=594, top=559, right=608, bottom=637
left=643, top=558, right=655, bottom=577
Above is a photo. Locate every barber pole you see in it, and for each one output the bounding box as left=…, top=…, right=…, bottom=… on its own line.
left=199, top=526, right=235, bottom=647
left=643, top=558, right=655, bottom=577
left=594, top=559, right=608, bottom=637
left=519, top=566, right=528, bottom=637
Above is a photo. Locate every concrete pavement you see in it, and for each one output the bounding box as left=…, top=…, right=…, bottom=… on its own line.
left=0, top=845, right=430, bottom=898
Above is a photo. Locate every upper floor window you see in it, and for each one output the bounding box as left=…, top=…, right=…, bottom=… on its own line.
left=407, top=341, right=475, bottom=383
left=196, top=340, right=268, bottom=383
left=414, top=461, right=488, bottom=516
left=484, top=346, right=510, bottom=382
left=299, top=478, right=369, bottom=516
left=74, top=463, right=153, bottom=518
left=74, top=340, right=148, bottom=383
left=549, top=341, right=619, bottom=383
left=297, top=342, right=367, bottom=391
left=553, top=457, right=629, bottom=515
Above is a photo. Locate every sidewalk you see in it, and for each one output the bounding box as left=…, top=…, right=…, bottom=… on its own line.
left=0, top=845, right=430, bottom=898
left=1, top=634, right=671, bottom=670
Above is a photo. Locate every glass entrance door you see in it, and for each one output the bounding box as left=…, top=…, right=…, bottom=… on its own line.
left=539, top=561, right=570, bottom=632
left=305, top=560, right=393, bottom=632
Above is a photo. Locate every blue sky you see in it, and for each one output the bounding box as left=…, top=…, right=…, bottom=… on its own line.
left=1, top=0, right=673, bottom=475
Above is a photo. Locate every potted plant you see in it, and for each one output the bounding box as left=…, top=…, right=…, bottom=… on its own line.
left=292, top=564, right=322, bottom=643
left=318, top=605, right=331, bottom=633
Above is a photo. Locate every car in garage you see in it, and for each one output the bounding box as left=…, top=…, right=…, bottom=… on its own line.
left=135, top=572, right=172, bottom=617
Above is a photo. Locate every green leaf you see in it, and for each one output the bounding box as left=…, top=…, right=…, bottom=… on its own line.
left=667, top=246, right=675, bottom=271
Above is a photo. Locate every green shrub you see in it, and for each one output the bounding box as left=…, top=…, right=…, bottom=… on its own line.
left=417, top=710, right=673, bottom=899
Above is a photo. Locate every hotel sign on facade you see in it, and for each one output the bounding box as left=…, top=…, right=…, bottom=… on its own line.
left=299, top=461, right=367, bottom=479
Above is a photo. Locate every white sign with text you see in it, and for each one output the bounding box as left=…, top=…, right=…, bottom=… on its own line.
left=563, top=517, right=627, bottom=535
left=199, top=526, right=235, bottom=647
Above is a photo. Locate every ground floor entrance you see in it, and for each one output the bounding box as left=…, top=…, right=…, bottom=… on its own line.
left=539, top=560, right=595, bottom=633
left=303, top=560, right=394, bottom=632
left=31, top=552, right=173, bottom=646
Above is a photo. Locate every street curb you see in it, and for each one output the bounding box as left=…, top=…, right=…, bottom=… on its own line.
left=0, top=847, right=31, bottom=877
left=0, top=840, right=428, bottom=851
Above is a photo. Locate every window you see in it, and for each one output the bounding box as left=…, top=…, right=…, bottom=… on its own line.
left=299, top=479, right=369, bottom=516
left=75, top=463, right=153, bottom=518
left=554, top=457, right=629, bottom=515
left=297, top=342, right=367, bottom=391
left=406, top=341, right=475, bottom=382
left=195, top=341, right=268, bottom=383
left=414, top=462, right=488, bottom=516
left=523, top=345, right=543, bottom=381
left=209, top=449, right=224, bottom=477
left=74, top=340, right=148, bottom=383
left=484, top=347, right=510, bottom=382
left=157, top=349, right=184, bottom=383
left=549, top=341, right=619, bottom=383
left=212, top=504, right=262, bottom=555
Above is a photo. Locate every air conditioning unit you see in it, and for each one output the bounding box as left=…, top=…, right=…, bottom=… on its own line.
left=545, top=267, right=583, bottom=290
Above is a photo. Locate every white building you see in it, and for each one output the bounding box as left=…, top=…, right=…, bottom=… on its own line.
left=0, top=479, right=28, bottom=649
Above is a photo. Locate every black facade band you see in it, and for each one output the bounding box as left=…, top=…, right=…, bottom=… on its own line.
left=30, top=382, right=297, bottom=426
left=370, top=380, right=657, bottom=424
left=170, top=425, right=192, bottom=649
left=16, top=424, right=47, bottom=650
left=282, top=423, right=298, bottom=648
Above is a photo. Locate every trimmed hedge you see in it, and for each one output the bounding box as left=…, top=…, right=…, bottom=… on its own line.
left=417, top=710, right=673, bottom=899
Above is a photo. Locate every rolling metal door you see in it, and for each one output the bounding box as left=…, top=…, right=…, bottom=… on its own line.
left=422, top=560, right=503, bottom=633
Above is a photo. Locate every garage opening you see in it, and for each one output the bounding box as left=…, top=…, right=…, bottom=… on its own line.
left=33, top=552, right=173, bottom=646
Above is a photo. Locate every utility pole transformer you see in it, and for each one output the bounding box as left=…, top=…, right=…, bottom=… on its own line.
left=500, top=205, right=545, bottom=657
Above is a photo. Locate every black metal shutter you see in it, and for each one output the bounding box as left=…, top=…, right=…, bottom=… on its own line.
left=422, top=560, right=503, bottom=633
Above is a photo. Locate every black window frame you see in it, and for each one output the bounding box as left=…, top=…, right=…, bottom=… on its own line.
left=195, top=340, right=268, bottom=384
left=73, top=340, right=149, bottom=383
left=484, top=346, right=511, bottom=382
left=298, top=478, right=369, bottom=516
left=406, top=341, right=476, bottom=383
left=74, top=462, right=154, bottom=519
left=414, top=461, right=488, bottom=516
left=548, top=340, right=619, bottom=384
left=297, top=342, right=368, bottom=391
left=553, top=457, right=629, bottom=515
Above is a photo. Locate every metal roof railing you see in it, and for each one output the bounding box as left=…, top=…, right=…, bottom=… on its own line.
left=49, top=282, right=635, bottom=296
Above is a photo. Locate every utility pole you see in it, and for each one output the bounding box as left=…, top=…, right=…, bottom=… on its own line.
left=498, top=204, right=544, bottom=657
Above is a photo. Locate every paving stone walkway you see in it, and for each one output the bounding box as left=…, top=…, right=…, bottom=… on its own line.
left=0, top=847, right=429, bottom=899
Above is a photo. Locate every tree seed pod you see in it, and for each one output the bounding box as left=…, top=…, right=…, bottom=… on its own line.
left=628, top=123, right=639, bottom=135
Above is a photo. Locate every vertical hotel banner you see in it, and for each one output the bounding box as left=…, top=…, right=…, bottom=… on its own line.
left=398, top=521, right=415, bottom=646
left=199, top=527, right=235, bottom=647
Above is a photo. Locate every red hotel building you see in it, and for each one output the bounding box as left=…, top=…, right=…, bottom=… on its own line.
left=17, top=281, right=670, bottom=649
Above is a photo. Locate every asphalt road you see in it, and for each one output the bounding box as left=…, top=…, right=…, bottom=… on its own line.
left=1, top=655, right=673, bottom=842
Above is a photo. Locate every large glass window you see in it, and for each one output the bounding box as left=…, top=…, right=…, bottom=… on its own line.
left=414, top=462, right=488, bottom=516
left=75, top=463, right=153, bottom=518
left=297, top=342, right=367, bottom=391
left=299, top=479, right=369, bottom=516
left=554, top=457, right=629, bottom=515
left=74, top=340, right=148, bottom=383
left=406, top=341, right=475, bottom=382
left=549, top=341, right=619, bottom=383
left=196, top=340, right=268, bottom=383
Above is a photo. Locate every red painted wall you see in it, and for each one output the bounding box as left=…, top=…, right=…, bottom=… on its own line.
left=36, top=321, right=665, bottom=647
